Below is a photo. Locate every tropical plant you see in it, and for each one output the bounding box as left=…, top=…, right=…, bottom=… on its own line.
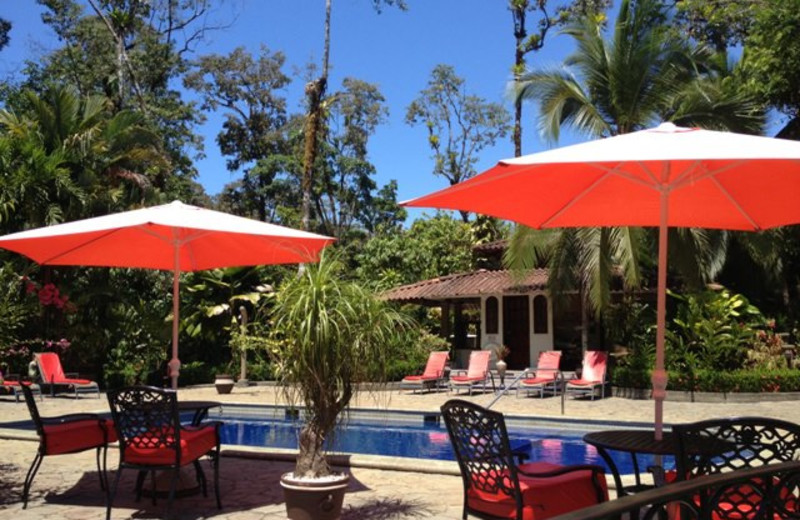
left=506, top=0, right=764, bottom=317
left=268, top=253, right=409, bottom=478
left=666, top=288, right=764, bottom=372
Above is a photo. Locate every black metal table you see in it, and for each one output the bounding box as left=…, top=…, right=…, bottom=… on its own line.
left=178, top=400, right=222, bottom=426
left=583, top=430, right=676, bottom=498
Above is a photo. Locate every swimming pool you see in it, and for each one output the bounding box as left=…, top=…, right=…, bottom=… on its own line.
left=210, top=405, right=673, bottom=475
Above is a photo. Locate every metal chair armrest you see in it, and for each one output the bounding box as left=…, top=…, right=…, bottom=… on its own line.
left=518, top=463, right=605, bottom=479
left=41, top=413, right=103, bottom=425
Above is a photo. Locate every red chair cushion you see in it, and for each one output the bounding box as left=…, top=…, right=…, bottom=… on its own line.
left=466, top=461, right=608, bottom=520
left=521, top=376, right=555, bottom=385
left=402, top=375, right=439, bottom=382
left=53, top=377, right=94, bottom=385
left=566, top=379, right=601, bottom=387
left=43, top=419, right=117, bottom=455
left=451, top=376, right=485, bottom=383
left=124, top=426, right=217, bottom=466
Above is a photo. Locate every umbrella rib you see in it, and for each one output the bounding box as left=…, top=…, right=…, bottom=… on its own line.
left=35, top=228, right=125, bottom=265
left=666, top=160, right=703, bottom=188
left=254, top=235, right=317, bottom=262
left=672, top=161, right=746, bottom=190
left=709, top=176, right=760, bottom=230
left=598, top=163, right=661, bottom=191
left=540, top=167, right=618, bottom=227
left=542, top=162, right=664, bottom=227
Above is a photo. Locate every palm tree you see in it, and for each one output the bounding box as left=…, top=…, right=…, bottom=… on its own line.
left=0, top=86, right=167, bottom=225
left=507, top=0, right=763, bottom=329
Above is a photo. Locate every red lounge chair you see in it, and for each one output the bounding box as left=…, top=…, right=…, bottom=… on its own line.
left=401, top=351, right=449, bottom=393
left=1, top=369, right=42, bottom=403
left=441, top=399, right=608, bottom=520
left=449, top=350, right=492, bottom=395
left=517, top=351, right=562, bottom=398
left=34, top=352, right=100, bottom=398
left=19, top=383, right=115, bottom=508
left=106, top=386, right=222, bottom=520
left=565, top=351, right=608, bottom=400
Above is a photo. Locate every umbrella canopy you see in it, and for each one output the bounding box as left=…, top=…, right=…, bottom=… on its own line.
left=405, top=123, right=800, bottom=438
left=0, top=200, right=335, bottom=388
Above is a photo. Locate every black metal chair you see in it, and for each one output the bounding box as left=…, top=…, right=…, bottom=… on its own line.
left=440, top=399, right=607, bottom=520
left=106, top=386, right=222, bottom=519
left=673, top=417, right=800, bottom=519
left=19, top=383, right=114, bottom=508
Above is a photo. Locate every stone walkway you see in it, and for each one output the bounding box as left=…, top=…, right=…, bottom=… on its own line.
left=2, top=384, right=799, bottom=519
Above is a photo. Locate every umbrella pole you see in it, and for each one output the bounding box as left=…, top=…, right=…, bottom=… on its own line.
left=652, top=189, right=669, bottom=440
left=168, top=257, right=180, bottom=390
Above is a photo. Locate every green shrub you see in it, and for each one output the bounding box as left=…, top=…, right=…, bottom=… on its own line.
left=383, top=328, right=449, bottom=381
left=246, top=359, right=275, bottom=381
left=611, top=366, right=653, bottom=389
left=612, top=367, right=800, bottom=393
left=667, top=288, right=763, bottom=372
left=179, top=361, right=215, bottom=386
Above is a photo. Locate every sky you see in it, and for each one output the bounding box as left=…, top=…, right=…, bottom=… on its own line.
left=1, top=0, right=585, bottom=221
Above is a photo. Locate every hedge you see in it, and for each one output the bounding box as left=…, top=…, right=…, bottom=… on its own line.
left=612, top=367, right=800, bottom=393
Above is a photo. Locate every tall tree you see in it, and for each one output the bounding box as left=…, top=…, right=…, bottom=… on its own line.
left=184, top=46, right=291, bottom=221
left=314, top=78, right=393, bottom=239
left=507, top=0, right=763, bottom=320
left=508, top=0, right=610, bottom=157
left=300, top=0, right=407, bottom=232
left=0, top=17, right=11, bottom=52
left=406, top=64, right=512, bottom=222
left=676, top=0, right=800, bottom=140
left=29, top=0, right=215, bottom=198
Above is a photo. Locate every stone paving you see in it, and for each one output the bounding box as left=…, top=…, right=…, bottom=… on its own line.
left=2, top=384, right=800, bottom=519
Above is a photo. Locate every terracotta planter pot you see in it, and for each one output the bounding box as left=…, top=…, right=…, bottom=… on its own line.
left=280, top=472, right=349, bottom=520
left=214, top=374, right=234, bottom=394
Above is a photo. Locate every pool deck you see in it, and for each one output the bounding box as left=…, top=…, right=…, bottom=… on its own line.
left=2, top=384, right=799, bottom=519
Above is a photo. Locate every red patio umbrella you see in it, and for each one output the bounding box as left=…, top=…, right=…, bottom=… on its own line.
left=404, top=123, right=800, bottom=438
left=0, top=200, right=334, bottom=389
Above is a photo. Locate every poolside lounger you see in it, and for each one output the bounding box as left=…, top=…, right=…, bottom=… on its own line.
left=441, top=399, right=608, bottom=520
left=565, top=350, right=608, bottom=400
left=34, top=352, right=100, bottom=398
left=517, top=350, right=562, bottom=398
left=1, top=370, right=43, bottom=402
left=449, top=350, right=492, bottom=395
left=401, top=351, right=449, bottom=393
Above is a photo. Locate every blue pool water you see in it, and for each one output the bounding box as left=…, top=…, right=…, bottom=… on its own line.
left=216, top=412, right=673, bottom=475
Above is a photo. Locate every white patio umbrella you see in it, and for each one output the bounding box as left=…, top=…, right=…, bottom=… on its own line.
left=404, top=123, right=800, bottom=438
left=0, top=200, right=334, bottom=388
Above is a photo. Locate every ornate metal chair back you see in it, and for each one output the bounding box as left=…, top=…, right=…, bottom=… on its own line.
left=107, top=385, right=182, bottom=465
left=441, top=399, right=523, bottom=516
left=674, top=417, right=800, bottom=519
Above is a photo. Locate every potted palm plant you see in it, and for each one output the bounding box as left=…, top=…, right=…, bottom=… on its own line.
left=269, top=254, right=407, bottom=520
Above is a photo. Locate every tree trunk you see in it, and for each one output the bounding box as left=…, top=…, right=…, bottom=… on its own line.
left=296, top=424, right=331, bottom=477
left=580, top=285, right=589, bottom=351
left=301, top=0, right=332, bottom=232
left=512, top=4, right=526, bottom=158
